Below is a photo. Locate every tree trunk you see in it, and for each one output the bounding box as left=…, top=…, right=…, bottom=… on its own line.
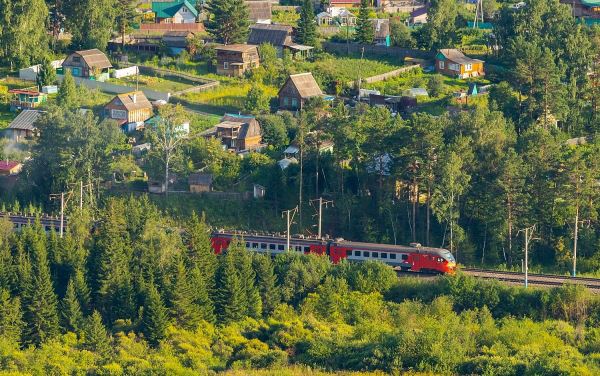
left=165, top=153, right=170, bottom=197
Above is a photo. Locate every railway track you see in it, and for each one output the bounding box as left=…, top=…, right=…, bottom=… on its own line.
left=462, top=268, right=600, bottom=291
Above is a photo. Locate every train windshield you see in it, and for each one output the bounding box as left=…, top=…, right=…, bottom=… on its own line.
left=442, top=251, right=455, bottom=263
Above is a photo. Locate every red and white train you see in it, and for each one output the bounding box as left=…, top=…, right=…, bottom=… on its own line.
left=210, top=231, right=457, bottom=274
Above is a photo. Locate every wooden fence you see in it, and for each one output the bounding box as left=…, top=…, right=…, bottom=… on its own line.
left=346, top=64, right=421, bottom=86
left=322, top=42, right=434, bottom=61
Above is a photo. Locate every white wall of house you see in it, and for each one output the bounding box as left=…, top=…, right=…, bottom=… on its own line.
left=172, top=7, right=196, bottom=24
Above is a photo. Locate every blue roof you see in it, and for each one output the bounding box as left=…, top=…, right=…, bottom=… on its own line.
left=224, top=113, right=255, bottom=120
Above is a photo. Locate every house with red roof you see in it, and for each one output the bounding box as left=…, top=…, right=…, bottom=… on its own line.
left=0, top=161, right=23, bottom=176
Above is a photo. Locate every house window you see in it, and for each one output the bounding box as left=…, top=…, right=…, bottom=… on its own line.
left=182, top=7, right=187, bottom=12
left=283, top=97, right=289, bottom=106
left=73, top=56, right=81, bottom=63
left=449, top=63, right=460, bottom=71
left=223, top=62, right=229, bottom=70
left=291, top=98, right=298, bottom=109
left=465, top=64, right=472, bottom=71
left=111, top=109, right=127, bottom=120
left=439, top=61, right=444, bottom=69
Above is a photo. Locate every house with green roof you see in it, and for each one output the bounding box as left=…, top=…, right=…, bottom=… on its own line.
left=152, top=0, right=198, bottom=24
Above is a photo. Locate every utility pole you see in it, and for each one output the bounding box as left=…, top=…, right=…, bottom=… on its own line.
left=311, top=197, right=334, bottom=239
left=50, top=192, right=68, bottom=238
left=473, top=0, right=484, bottom=29
left=282, top=206, right=298, bottom=251
left=518, top=225, right=538, bottom=288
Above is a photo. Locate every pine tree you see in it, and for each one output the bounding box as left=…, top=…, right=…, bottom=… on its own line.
left=57, top=70, right=78, bottom=108
left=0, top=289, right=23, bottom=345
left=170, top=261, right=201, bottom=330
left=215, top=246, right=245, bottom=323
left=73, top=267, right=91, bottom=314
left=253, top=254, right=280, bottom=316
left=36, top=56, right=57, bottom=90
left=186, top=213, right=217, bottom=293
left=189, top=266, right=215, bottom=323
left=355, top=0, right=374, bottom=44
left=115, top=0, right=137, bottom=50
left=141, top=282, right=169, bottom=346
left=23, top=223, right=60, bottom=345
left=94, top=200, right=135, bottom=324
left=297, top=0, right=317, bottom=46
left=205, top=0, right=250, bottom=44
left=82, top=311, right=112, bottom=358
left=236, top=243, right=262, bottom=319
left=61, top=278, right=84, bottom=333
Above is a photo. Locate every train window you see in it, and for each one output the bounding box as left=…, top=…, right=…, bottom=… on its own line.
left=354, top=250, right=360, bottom=257
left=390, top=254, right=396, bottom=259
left=401, top=254, right=408, bottom=261
left=437, top=257, right=443, bottom=263
left=45, top=226, right=51, bottom=232
left=372, top=252, right=379, bottom=258
left=246, top=242, right=250, bottom=248
left=304, top=246, right=310, bottom=253
left=278, top=244, right=285, bottom=251
left=295, top=246, right=301, bottom=252
left=260, top=243, right=267, bottom=249
left=269, top=244, right=276, bottom=250
left=381, top=253, right=388, bottom=259
left=252, top=243, right=259, bottom=248
left=363, top=251, right=370, bottom=257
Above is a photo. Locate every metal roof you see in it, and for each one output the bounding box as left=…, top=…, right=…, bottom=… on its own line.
left=437, top=49, right=483, bottom=65
left=248, top=24, right=292, bottom=46
left=152, top=0, right=199, bottom=19
left=8, top=110, right=44, bottom=131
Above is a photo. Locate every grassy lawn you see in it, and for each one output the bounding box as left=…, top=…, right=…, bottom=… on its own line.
left=110, top=74, right=196, bottom=93
left=181, top=82, right=278, bottom=115
left=295, top=55, right=403, bottom=84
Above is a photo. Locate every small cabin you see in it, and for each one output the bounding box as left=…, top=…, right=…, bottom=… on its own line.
left=278, top=73, right=324, bottom=111
left=189, top=173, right=213, bottom=193
left=62, top=49, right=112, bottom=81
left=215, top=44, right=260, bottom=77
left=104, top=91, right=154, bottom=132
left=435, top=49, right=484, bottom=79
left=8, top=89, right=47, bottom=112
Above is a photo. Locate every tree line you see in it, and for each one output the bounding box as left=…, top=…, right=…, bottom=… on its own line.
left=1, top=197, right=600, bottom=374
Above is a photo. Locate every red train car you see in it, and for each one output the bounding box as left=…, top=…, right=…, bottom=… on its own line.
left=210, top=231, right=456, bottom=274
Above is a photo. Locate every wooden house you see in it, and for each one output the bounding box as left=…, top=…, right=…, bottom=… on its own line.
left=104, top=91, right=154, bottom=132
left=248, top=24, right=314, bottom=59
left=62, top=49, right=112, bottom=81
left=435, top=49, right=484, bottom=79
left=152, top=0, right=198, bottom=24
left=215, top=44, right=260, bottom=77
left=202, top=114, right=263, bottom=153
left=189, top=173, right=213, bottom=193
left=5, top=109, right=43, bottom=141
left=0, top=161, right=23, bottom=176
left=278, top=73, right=324, bottom=111
left=8, top=89, right=47, bottom=112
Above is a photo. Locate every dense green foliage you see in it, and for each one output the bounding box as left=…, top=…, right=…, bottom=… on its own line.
left=205, top=0, right=250, bottom=45
left=1, top=199, right=600, bottom=374
left=296, top=0, right=317, bottom=47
